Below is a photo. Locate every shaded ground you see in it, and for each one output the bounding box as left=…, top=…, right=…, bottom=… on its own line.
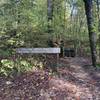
left=0, top=57, right=100, bottom=100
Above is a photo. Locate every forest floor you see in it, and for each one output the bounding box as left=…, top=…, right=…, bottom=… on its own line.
left=0, top=57, right=100, bottom=100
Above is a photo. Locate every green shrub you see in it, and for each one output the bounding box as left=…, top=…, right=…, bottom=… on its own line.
left=0, top=49, right=12, bottom=57
left=0, top=59, right=33, bottom=77
left=97, top=63, right=100, bottom=68
left=0, top=59, right=14, bottom=76
left=16, top=59, right=33, bottom=74
left=0, top=57, right=44, bottom=77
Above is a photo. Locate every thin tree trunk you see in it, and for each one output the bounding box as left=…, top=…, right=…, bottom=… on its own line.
left=47, top=0, right=53, bottom=33
left=96, top=0, right=100, bottom=31
left=83, top=0, right=97, bottom=67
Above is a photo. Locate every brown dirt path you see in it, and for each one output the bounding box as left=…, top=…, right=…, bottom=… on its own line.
left=0, top=57, right=100, bottom=100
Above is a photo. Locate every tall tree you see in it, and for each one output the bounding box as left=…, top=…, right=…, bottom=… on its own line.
left=47, top=0, right=53, bottom=33
left=83, top=0, right=97, bottom=67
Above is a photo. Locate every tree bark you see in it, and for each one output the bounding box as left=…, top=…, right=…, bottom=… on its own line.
left=47, top=0, right=53, bottom=33
left=83, top=0, right=97, bottom=67
left=96, top=0, right=100, bottom=31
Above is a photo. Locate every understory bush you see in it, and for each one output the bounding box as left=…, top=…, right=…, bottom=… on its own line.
left=0, top=59, right=15, bottom=76
left=0, top=58, right=43, bottom=77
left=97, top=63, right=100, bottom=68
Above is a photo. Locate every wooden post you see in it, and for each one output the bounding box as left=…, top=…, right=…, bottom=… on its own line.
left=57, top=53, right=59, bottom=67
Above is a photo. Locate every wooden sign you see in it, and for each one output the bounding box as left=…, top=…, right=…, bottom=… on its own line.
left=16, top=48, right=60, bottom=54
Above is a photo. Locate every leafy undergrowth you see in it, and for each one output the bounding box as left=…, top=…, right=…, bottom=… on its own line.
left=97, top=63, right=100, bottom=68
left=0, top=57, right=100, bottom=100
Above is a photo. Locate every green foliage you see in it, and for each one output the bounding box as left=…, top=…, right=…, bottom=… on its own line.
left=0, top=59, right=14, bottom=76
left=0, top=58, right=33, bottom=77
left=0, top=0, right=98, bottom=47
left=96, top=63, right=100, bottom=68
left=14, top=59, right=32, bottom=75
left=0, top=0, right=100, bottom=73
left=0, top=49, right=12, bottom=57
left=0, top=57, right=45, bottom=77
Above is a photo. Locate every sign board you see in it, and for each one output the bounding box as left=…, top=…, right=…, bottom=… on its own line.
left=16, top=48, right=60, bottom=54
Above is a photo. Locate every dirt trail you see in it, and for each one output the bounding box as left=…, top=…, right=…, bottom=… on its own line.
left=0, top=57, right=100, bottom=100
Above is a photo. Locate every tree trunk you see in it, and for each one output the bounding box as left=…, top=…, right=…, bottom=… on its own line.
left=96, top=0, right=100, bottom=32
left=83, top=0, right=97, bottom=67
left=47, top=0, right=53, bottom=33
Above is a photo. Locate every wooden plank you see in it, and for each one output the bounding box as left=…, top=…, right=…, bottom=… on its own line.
left=16, top=48, right=60, bottom=54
